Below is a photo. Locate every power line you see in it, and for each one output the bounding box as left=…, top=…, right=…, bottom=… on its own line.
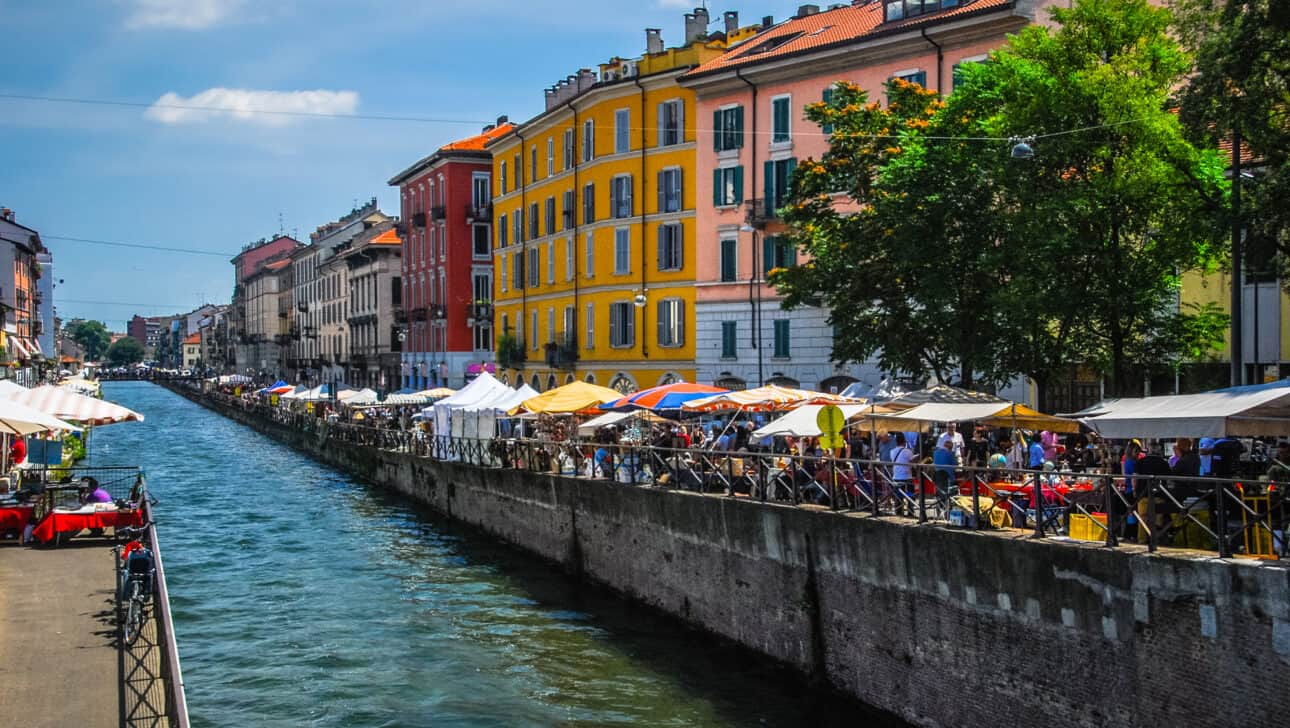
left=43, top=235, right=233, bottom=258
left=0, top=92, right=493, bottom=125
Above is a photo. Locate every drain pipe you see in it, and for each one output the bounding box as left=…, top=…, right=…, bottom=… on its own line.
left=920, top=27, right=944, bottom=94
left=734, top=67, right=759, bottom=358
left=565, top=100, right=580, bottom=352
left=633, top=74, right=649, bottom=360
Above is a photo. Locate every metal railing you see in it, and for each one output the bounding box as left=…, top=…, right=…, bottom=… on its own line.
left=140, top=493, right=190, bottom=728
left=189, top=387, right=1289, bottom=561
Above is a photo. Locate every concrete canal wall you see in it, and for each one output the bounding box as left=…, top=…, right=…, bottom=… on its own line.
left=173, top=386, right=1290, bottom=728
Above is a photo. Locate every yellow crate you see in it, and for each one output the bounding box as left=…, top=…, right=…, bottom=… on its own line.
left=1069, top=512, right=1108, bottom=541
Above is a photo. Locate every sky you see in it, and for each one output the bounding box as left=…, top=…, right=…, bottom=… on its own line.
left=1, top=0, right=789, bottom=331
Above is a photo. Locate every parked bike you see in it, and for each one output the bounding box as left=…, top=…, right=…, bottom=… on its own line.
left=113, top=526, right=155, bottom=646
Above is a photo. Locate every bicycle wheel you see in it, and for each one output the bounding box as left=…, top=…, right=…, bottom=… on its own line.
left=124, top=581, right=145, bottom=646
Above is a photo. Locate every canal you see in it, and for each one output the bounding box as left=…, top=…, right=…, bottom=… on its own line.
left=91, top=382, right=900, bottom=727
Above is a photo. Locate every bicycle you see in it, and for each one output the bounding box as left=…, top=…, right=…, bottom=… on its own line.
left=113, top=526, right=155, bottom=646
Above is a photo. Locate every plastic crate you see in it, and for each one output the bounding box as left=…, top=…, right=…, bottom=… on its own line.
left=1068, top=512, right=1108, bottom=541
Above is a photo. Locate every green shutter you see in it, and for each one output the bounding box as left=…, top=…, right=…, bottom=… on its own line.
left=721, top=321, right=737, bottom=358
left=733, top=106, right=744, bottom=148
left=713, top=109, right=723, bottom=151
left=763, top=236, right=775, bottom=275
left=787, top=240, right=797, bottom=267
left=713, top=168, right=723, bottom=207
left=822, top=87, right=834, bottom=134
left=764, top=160, right=774, bottom=208
left=733, top=165, right=744, bottom=204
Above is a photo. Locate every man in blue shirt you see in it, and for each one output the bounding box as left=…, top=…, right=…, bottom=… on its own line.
left=1028, top=433, right=1046, bottom=469
left=932, top=439, right=957, bottom=501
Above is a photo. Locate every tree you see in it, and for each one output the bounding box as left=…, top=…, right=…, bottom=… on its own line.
left=106, top=336, right=144, bottom=366
left=1175, top=0, right=1290, bottom=276
left=774, top=0, right=1229, bottom=400
left=72, top=320, right=111, bottom=362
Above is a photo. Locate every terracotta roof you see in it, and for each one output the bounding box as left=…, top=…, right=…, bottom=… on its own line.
left=1216, top=135, right=1261, bottom=167
left=686, top=0, right=1014, bottom=78
left=183, top=333, right=200, bottom=345
left=370, top=229, right=401, bottom=246
left=263, top=259, right=291, bottom=272
left=441, top=122, right=515, bottom=152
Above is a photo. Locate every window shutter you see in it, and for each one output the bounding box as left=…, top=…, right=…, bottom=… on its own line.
left=764, top=160, right=775, bottom=207
left=763, top=236, right=774, bottom=274
left=675, top=225, right=684, bottom=269
left=788, top=240, right=798, bottom=267
left=822, top=87, right=834, bottom=134
left=734, top=106, right=744, bottom=148
left=609, top=181, right=615, bottom=217
left=627, top=176, right=634, bottom=216
left=713, top=110, right=723, bottom=151
left=677, top=300, right=685, bottom=345
left=657, top=226, right=666, bottom=271
left=656, top=300, right=665, bottom=346
left=677, top=101, right=684, bottom=144
left=733, top=166, right=744, bottom=204
left=609, top=306, right=619, bottom=345
left=626, top=303, right=634, bottom=345
left=713, top=169, right=723, bottom=207
left=675, top=167, right=683, bottom=210
left=657, top=102, right=665, bottom=147
left=657, top=170, right=665, bottom=214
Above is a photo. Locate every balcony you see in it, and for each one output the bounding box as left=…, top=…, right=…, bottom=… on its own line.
left=745, top=198, right=781, bottom=229
left=468, top=302, right=493, bottom=325
left=428, top=304, right=447, bottom=321
left=465, top=203, right=493, bottom=223
left=544, top=334, right=578, bottom=370
left=497, top=333, right=526, bottom=369
left=412, top=212, right=427, bottom=228
left=429, top=205, right=446, bottom=222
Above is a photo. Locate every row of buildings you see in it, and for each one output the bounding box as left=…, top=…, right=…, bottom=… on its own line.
left=0, top=208, right=57, bottom=384
left=207, top=1, right=1267, bottom=409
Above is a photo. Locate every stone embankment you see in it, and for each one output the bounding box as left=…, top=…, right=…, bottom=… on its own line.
left=172, top=385, right=1290, bottom=728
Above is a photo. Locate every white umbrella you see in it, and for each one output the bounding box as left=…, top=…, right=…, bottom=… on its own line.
left=1, top=385, right=143, bottom=426
left=0, top=398, right=81, bottom=436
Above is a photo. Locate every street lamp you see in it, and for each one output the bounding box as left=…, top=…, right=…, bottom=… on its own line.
left=1010, top=136, right=1035, bottom=160
left=739, top=224, right=765, bottom=387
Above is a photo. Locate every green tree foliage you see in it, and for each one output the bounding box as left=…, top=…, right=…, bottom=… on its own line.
left=106, top=336, right=145, bottom=366
left=71, top=320, right=111, bottom=362
left=1175, top=0, right=1290, bottom=274
left=774, top=0, right=1228, bottom=398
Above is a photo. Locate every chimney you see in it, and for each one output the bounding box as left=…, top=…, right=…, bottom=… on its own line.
left=724, top=11, right=739, bottom=34
left=645, top=27, right=664, bottom=54
left=684, top=7, right=709, bottom=44
left=0, top=208, right=11, bottom=222
left=497, top=114, right=509, bottom=126
left=577, top=68, right=596, bottom=91
left=762, top=15, right=774, bottom=29
left=797, top=4, right=820, bottom=17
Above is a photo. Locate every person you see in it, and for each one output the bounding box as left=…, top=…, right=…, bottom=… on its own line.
left=967, top=428, right=990, bottom=468
left=937, top=422, right=965, bottom=463
left=9, top=436, right=26, bottom=468
left=1027, top=433, right=1046, bottom=470
left=1198, top=437, right=1216, bottom=476
left=891, top=432, right=916, bottom=515
left=81, top=477, right=112, bottom=504
left=877, top=432, right=896, bottom=464
left=1172, top=437, right=1201, bottom=478
left=1266, top=441, right=1290, bottom=483
left=932, top=438, right=957, bottom=501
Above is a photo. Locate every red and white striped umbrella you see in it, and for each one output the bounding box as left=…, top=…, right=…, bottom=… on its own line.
left=2, top=385, right=143, bottom=426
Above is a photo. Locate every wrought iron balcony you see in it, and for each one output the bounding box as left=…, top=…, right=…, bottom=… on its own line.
left=428, top=304, right=447, bottom=321
left=745, top=198, right=781, bottom=229
left=465, top=203, right=493, bottom=223
left=544, top=334, right=578, bottom=370
left=497, top=335, right=526, bottom=369
left=469, top=302, right=493, bottom=324
left=412, top=211, right=427, bottom=228
left=429, top=205, right=446, bottom=222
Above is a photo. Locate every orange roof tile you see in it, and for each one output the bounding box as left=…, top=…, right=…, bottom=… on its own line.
left=263, top=259, right=291, bottom=271
left=441, top=122, right=515, bottom=152
left=687, top=0, right=1014, bottom=78
left=183, top=333, right=200, bottom=345
left=371, top=229, right=401, bottom=245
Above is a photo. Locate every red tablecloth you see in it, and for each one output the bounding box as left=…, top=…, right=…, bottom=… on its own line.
left=30, top=509, right=144, bottom=543
left=0, top=505, right=34, bottom=530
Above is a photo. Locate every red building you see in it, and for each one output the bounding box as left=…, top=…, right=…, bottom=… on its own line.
left=388, top=118, right=512, bottom=388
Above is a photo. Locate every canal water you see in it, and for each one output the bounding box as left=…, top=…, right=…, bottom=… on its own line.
left=91, top=383, right=902, bottom=727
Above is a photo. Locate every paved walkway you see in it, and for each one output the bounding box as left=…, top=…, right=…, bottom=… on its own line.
left=0, top=539, right=120, bottom=728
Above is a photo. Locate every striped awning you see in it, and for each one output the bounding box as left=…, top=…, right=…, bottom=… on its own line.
left=2, top=384, right=143, bottom=425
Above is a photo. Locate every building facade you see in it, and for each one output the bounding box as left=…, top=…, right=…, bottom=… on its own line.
left=337, top=226, right=403, bottom=389
left=182, top=333, right=201, bottom=369
left=229, top=235, right=302, bottom=373
left=489, top=8, right=753, bottom=394
left=242, top=259, right=293, bottom=377
left=681, top=0, right=1059, bottom=393
left=35, top=251, right=54, bottom=358
left=0, top=208, right=48, bottom=379
left=389, top=122, right=512, bottom=390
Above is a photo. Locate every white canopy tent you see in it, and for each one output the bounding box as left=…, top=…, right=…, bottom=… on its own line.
left=871, top=401, right=1080, bottom=434
left=751, top=404, right=876, bottom=439
left=430, top=373, right=516, bottom=452
left=455, top=383, right=539, bottom=441
left=1077, top=379, right=1290, bottom=438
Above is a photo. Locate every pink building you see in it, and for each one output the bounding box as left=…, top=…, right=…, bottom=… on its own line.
left=680, top=0, right=1061, bottom=392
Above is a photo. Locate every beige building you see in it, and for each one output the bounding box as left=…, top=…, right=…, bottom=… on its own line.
left=243, top=258, right=293, bottom=376
left=182, top=333, right=201, bottom=369
left=332, top=225, right=403, bottom=389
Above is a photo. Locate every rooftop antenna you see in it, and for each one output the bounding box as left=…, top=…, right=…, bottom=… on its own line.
left=278, top=211, right=284, bottom=235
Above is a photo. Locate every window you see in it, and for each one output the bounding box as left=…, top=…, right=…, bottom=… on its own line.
left=547, top=242, right=555, bottom=284
left=822, top=86, right=835, bottom=135
left=531, top=310, right=539, bottom=350
left=565, top=237, right=574, bottom=281
left=713, top=166, right=744, bottom=207
left=884, top=0, right=960, bottom=23
left=611, top=175, right=633, bottom=218
left=582, top=119, right=595, bottom=162
left=562, top=190, right=575, bottom=230
left=474, top=319, right=492, bottom=352
left=584, top=232, right=595, bottom=279
left=658, top=168, right=682, bottom=213
left=773, top=319, right=791, bottom=358
left=563, top=306, right=575, bottom=346
left=530, top=146, right=539, bottom=182
left=657, top=299, right=684, bottom=347
left=528, top=246, right=540, bottom=288
left=771, top=96, right=792, bottom=143
left=713, top=106, right=744, bottom=152
left=583, top=182, right=596, bottom=224
left=615, top=109, right=631, bottom=153
left=544, top=197, right=556, bottom=236
left=585, top=302, right=595, bottom=349
left=499, top=213, right=508, bottom=247
left=614, top=229, right=631, bottom=274
left=563, top=129, right=575, bottom=169
left=528, top=202, right=539, bottom=239
left=763, top=235, right=797, bottom=274
left=513, top=153, right=522, bottom=189
left=472, top=272, right=491, bottom=303
left=657, top=223, right=683, bottom=271
left=609, top=302, right=635, bottom=347
left=473, top=225, right=490, bottom=258
left=512, top=251, right=524, bottom=290
left=546, top=137, right=554, bottom=176
left=473, top=173, right=490, bottom=209
left=721, top=321, right=737, bottom=358
left=512, top=209, right=523, bottom=243
left=546, top=308, right=555, bottom=345
left=894, top=70, right=927, bottom=88
left=720, top=238, right=738, bottom=282
left=764, top=158, right=798, bottom=213
left=500, top=161, right=509, bottom=195
left=658, top=100, right=682, bottom=147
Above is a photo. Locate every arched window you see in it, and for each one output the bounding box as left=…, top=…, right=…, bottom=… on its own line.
left=609, top=372, right=637, bottom=394
left=530, top=373, right=542, bottom=391
left=657, top=371, right=682, bottom=386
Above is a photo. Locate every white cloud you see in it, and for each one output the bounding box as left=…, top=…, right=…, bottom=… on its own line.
left=656, top=0, right=694, bottom=7
left=144, top=88, right=360, bottom=127
left=124, top=0, right=244, bottom=30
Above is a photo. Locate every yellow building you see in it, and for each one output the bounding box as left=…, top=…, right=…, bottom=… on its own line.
left=488, top=11, right=755, bottom=394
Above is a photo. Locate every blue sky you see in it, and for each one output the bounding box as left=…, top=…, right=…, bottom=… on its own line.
left=1, top=0, right=787, bottom=330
